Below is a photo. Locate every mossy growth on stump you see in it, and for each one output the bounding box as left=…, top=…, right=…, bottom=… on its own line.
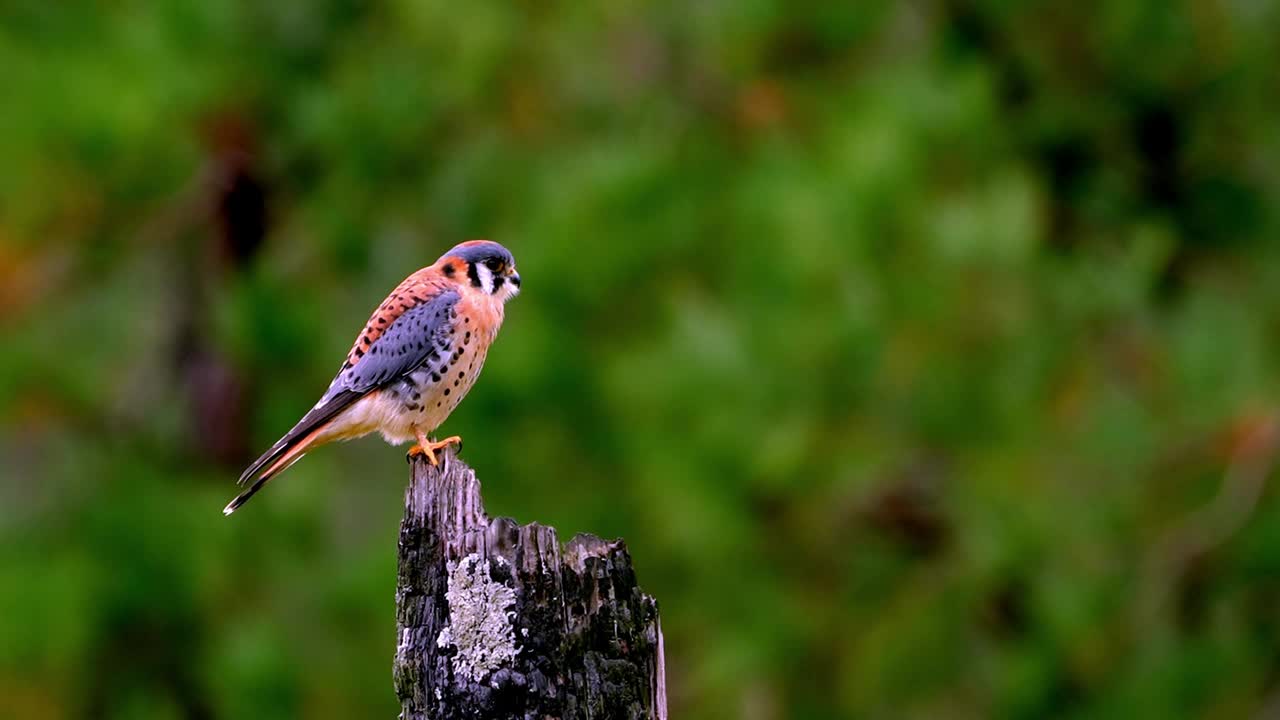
left=394, top=449, right=667, bottom=720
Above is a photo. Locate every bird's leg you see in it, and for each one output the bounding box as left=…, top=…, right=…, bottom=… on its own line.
left=407, top=428, right=462, bottom=466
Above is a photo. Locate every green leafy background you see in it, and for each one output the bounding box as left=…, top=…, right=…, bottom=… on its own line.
left=2, top=2, right=1279, bottom=718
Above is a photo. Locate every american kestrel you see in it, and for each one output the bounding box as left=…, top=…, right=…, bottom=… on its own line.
left=224, top=240, right=521, bottom=514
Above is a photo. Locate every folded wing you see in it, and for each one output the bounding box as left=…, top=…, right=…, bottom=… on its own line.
left=226, top=286, right=462, bottom=513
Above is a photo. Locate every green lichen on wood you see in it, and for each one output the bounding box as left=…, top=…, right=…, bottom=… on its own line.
left=395, top=450, right=666, bottom=719
left=435, top=554, right=519, bottom=683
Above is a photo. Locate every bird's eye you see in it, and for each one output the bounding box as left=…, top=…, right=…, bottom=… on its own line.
left=485, top=259, right=504, bottom=273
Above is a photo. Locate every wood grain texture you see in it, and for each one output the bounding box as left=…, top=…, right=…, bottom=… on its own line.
left=395, top=449, right=667, bottom=720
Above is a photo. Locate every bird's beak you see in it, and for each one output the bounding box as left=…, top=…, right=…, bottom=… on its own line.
left=509, top=271, right=521, bottom=289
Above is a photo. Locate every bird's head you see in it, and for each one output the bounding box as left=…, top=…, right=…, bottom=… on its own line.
left=437, top=240, right=521, bottom=302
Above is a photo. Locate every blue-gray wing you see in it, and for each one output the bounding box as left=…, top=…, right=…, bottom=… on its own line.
left=234, top=287, right=461, bottom=492
left=327, top=289, right=461, bottom=396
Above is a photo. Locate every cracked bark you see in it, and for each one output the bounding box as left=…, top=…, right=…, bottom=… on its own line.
left=394, top=448, right=667, bottom=720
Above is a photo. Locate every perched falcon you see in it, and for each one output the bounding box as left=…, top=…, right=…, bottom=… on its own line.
left=224, top=240, right=521, bottom=514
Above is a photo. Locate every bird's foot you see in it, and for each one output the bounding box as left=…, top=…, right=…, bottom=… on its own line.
left=407, top=435, right=463, bottom=466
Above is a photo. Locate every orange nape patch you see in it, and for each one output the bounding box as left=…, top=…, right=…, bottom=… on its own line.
left=438, top=258, right=463, bottom=281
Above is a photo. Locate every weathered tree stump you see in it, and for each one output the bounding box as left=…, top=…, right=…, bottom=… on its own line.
left=394, top=448, right=667, bottom=720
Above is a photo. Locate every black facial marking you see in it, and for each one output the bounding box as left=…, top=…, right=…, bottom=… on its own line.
left=467, top=262, right=482, bottom=288
left=443, top=263, right=456, bottom=278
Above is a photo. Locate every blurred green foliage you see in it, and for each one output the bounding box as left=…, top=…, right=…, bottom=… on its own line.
left=2, top=1, right=1280, bottom=718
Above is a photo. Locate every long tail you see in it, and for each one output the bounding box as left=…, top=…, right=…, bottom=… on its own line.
left=222, top=427, right=325, bottom=515
left=223, top=389, right=363, bottom=515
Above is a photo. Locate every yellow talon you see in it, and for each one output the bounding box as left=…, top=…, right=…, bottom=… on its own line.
left=408, top=433, right=462, bottom=466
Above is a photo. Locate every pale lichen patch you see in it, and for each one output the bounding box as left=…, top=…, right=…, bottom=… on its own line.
left=435, top=554, right=519, bottom=683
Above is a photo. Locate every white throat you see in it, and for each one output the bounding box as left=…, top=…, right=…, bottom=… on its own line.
left=497, top=278, right=520, bottom=303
